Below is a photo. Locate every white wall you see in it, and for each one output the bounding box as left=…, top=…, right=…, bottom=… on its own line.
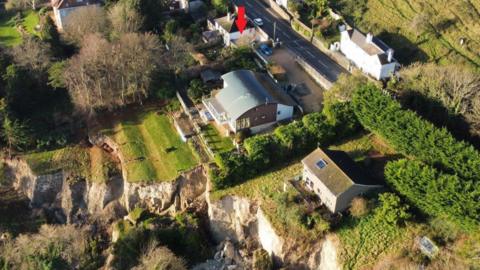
left=275, top=0, right=288, bottom=9
left=340, top=31, right=394, bottom=80
left=276, top=103, right=293, bottom=122
left=303, top=166, right=337, bottom=212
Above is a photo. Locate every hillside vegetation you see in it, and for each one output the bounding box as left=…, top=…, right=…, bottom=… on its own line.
left=333, top=0, right=480, bottom=69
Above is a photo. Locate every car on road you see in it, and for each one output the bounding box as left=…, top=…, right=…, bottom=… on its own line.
left=253, top=18, right=264, bottom=26
left=259, top=44, right=273, bottom=56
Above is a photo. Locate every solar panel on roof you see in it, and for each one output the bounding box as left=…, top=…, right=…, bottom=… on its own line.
left=316, top=159, right=327, bottom=169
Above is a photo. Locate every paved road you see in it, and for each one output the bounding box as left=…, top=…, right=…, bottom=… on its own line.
left=241, top=0, right=347, bottom=82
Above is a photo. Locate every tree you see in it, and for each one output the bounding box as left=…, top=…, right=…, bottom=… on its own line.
left=64, top=33, right=161, bottom=115
left=2, top=114, right=31, bottom=155
left=5, top=0, right=46, bottom=10
left=165, top=35, right=194, bottom=75
left=374, top=193, right=411, bottom=225
left=212, top=0, right=228, bottom=15
left=9, top=36, right=52, bottom=73
left=187, top=79, right=207, bottom=102
left=48, top=61, right=66, bottom=89
left=108, top=1, right=144, bottom=34
left=64, top=6, right=109, bottom=44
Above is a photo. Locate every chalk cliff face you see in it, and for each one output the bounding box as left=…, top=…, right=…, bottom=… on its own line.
left=4, top=133, right=340, bottom=270
left=206, top=192, right=341, bottom=270
left=5, top=157, right=207, bottom=224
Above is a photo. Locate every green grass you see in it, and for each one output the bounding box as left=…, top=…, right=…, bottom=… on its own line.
left=202, top=124, right=234, bottom=154
left=337, top=214, right=411, bottom=270
left=335, top=0, right=480, bottom=69
left=23, top=146, right=91, bottom=180
left=90, top=146, right=120, bottom=183
left=102, top=111, right=199, bottom=183
left=0, top=10, right=40, bottom=47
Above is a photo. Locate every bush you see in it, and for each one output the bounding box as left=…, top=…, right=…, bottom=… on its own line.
left=274, top=121, right=312, bottom=154
left=253, top=249, right=273, bottom=270
left=385, top=159, right=479, bottom=228
left=244, top=134, right=283, bottom=171
left=187, top=79, right=208, bottom=103
left=134, top=244, right=187, bottom=270
left=374, top=193, right=411, bottom=225
left=323, top=101, right=360, bottom=136
left=302, top=112, right=335, bottom=144
left=349, top=197, right=369, bottom=218
left=352, top=84, right=480, bottom=180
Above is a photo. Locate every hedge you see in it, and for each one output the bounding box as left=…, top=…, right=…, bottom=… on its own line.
left=352, top=84, right=480, bottom=180
left=385, top=159, right=479, bottom=228
left=211, top=109, right=358, bottom=190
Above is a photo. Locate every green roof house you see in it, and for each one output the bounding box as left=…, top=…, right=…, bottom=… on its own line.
left=302, top=148, right=382, bottom=213
left=203, top=70, right=296, bottom=134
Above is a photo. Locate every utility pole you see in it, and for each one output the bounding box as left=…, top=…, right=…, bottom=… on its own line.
left=273, top=22, right=277, bottom=43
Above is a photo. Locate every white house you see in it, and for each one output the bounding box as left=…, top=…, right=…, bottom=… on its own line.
left=51, top=0, right=101, bottom=30
left=302, top=148, right=382, bottom=213
left=203, top=70, right=296, bottom=134
left=340, top=27, right=398, bottom=80
left=210, top=13, right=258, bottom=47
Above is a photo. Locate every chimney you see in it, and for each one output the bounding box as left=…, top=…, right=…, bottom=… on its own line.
left=387, top=48, right=394, bottom=62
left=366, top=32, right=373, bottom=43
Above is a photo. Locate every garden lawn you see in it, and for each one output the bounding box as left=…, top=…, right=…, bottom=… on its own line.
left=202, top=124, right=234, bottom=154
left=102, top=111, right=199, bottom=183
left=0, top=10, right=40, bottom=47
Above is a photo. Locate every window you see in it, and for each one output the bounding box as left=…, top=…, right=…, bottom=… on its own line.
left=277, top=111, right=281, bottom=115
left=316, top=159, right=327, bottom=169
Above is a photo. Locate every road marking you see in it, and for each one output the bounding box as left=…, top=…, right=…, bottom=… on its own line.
left=263, top=17, right=272, bottom=23
left=306, top=51, right=315, bottom=58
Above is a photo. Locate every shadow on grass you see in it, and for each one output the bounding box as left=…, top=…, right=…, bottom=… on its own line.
left=377, top=31, right=429, bottom=65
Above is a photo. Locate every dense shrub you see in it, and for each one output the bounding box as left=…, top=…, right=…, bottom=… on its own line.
left=352, top=84, right=480, bottom=180
left=323, top=102, right=360, bottom=136
left=252, top=249, right=273, bottom=270
left=374, top=193, right=411, bottom=225
left=244, top=134, right=284, bottom=171
left=302, top=112, right=336, bottom=144
left=211, top=110, right=341, bottom=190
left=385, top=159, right=479, bottom=228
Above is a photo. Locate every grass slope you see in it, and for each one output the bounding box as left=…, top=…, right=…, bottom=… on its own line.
left=0, top=10, right=39, bottom=46
left=103, top=111, right=199, bottom=183
left=202, top=124, right=234, bottom=154
left=23, top=146, right=91, bottom=180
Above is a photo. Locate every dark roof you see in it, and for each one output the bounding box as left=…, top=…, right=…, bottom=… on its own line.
left=51, top=0, right=100, bottom=9
left=200, top=69, right=222, bottom=83
left=302, top=148, right=380, bottom=196
left=215, top=15, right=255, bottom=33
left=345, top=29, right=390, bottom=55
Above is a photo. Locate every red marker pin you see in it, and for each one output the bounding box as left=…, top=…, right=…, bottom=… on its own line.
left=235, top=6, right=247, bottom=34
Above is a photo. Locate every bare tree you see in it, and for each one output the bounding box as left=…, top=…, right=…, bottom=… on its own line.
left=63, top=6, right=109, bottom=44
left=5, top=0, right=46, bottom=10
left=165, top=35, right=193, bottom=75
left=63, top=33, right=161, bottom=116
left=108, top=1, right=144, bottom=34
left=133, top=242, right=187, bottom=270
left=9, top=36, right=52, bottom=72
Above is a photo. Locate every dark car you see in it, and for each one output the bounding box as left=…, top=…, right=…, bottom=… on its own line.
left=259, top=44, right=273, bottom=56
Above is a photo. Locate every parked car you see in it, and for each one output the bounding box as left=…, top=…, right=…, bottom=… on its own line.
left=259, top=44, right=273, bottom=56
left=254, top=18, right=264, bottom=26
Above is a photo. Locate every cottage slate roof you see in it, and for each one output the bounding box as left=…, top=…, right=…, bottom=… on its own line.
left=213, top=70, right=295, bottom=121
left=51, top=0, right=100, bottom=9
left=302, top=148, right=380, bottom=196
left=345, top=29, right=396, bottom=64
left=215, top=15, right=255, bottom=33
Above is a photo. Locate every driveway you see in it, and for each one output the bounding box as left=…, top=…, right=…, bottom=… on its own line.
left=266, top=48, right=323, bottom=113
left=241, top=0, right=347, bottom=82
